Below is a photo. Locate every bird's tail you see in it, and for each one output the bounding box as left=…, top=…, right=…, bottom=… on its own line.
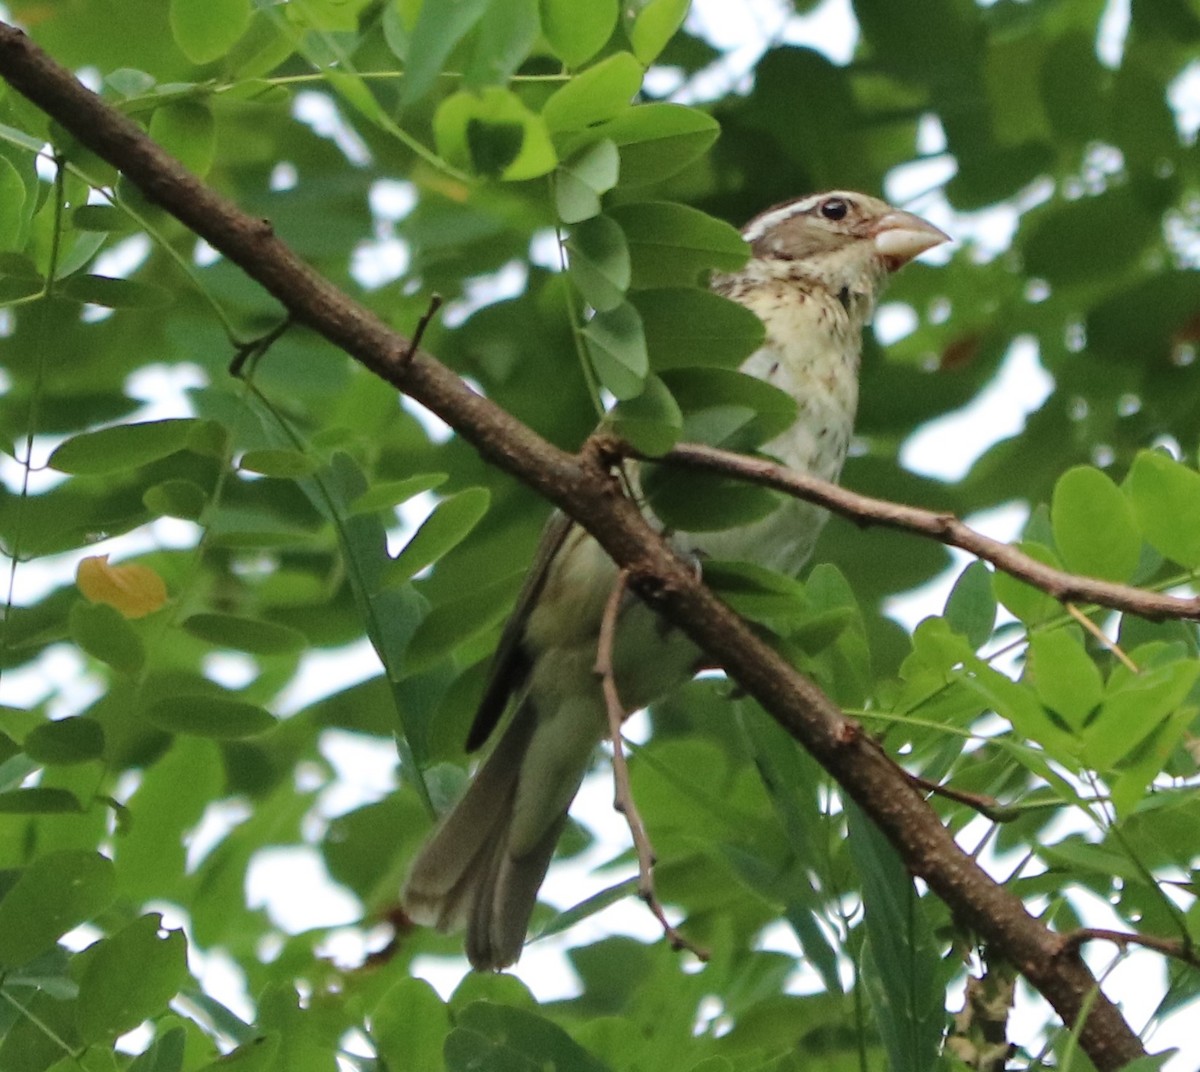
left=402, top=700, right=572, bottom=971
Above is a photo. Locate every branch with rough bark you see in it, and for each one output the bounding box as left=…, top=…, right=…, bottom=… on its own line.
left=651, top=441, right=1200, bottom=622
left=0, top=21, right=1149, bottom=1070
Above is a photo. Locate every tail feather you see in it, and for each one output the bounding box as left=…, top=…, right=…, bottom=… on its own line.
left=403, top=701, right=580, bottom=970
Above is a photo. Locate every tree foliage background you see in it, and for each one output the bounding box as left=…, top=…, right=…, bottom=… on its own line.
left=0, top=0, right=1198, bottom=1069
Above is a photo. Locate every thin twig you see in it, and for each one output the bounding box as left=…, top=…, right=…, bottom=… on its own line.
left=1065, top=604, right=1139, bottom=674
left=403, top=293, right=443, bottom=364
left=651, top=441, right=1200, bottom=624
left=906, top=771, right=1019, bottom=824
left=228, top=315, right=293, bottom=378
left=594, top=568, right=709, bottom=961
left=1059, top=928, right=1200, bottom=970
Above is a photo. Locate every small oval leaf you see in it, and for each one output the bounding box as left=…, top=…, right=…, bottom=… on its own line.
left=1127, top=450, right=1200, bottom=568
left=0, top=851, right=116, bottom=968
left=58, top=273, right=173, bottom=309
left=583, top=301, right=648, bottom=399
left=1052, top=465, right=1140, bottom=581
left=239, top=449, right=317, bottom=478
left=70, top=601, right=146, bottom=673
left=143, top=696, right=277, bottom=739
left=388, top=487, right=491, bottom=586
left=608, top=201, right=749, bottom=287
left=50, top=418, right=200, bottom=475
left=182, top=613, right=306, bottom=656
left=23, top=718, right=106, bottom=766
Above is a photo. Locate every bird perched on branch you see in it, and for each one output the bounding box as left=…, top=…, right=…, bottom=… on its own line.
left=403, top=192, right=949, bottom=970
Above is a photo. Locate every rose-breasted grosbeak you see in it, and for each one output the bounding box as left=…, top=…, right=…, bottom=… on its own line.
left=403, top=192, right=949, bottom=970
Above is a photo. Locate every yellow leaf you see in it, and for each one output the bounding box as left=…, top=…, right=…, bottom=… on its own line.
left=76, top=555, right=168, bottom=619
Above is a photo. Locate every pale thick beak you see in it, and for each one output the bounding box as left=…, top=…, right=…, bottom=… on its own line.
left=872, top=210, right=951, bottom=269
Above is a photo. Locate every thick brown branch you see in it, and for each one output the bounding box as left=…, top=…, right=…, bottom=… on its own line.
left=659, top=442, right=1200, bottom=623
left=0, top=22, right=1146, bottom=1069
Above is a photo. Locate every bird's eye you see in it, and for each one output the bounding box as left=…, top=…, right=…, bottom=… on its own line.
left=820, top=198, right=849, bottom=221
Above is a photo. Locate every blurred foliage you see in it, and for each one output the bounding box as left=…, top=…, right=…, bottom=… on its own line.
left=0, top=0, right=1198, bottom=1069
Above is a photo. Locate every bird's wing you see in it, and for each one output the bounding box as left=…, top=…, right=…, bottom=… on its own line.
left=465, top=509, right=576, bottom=752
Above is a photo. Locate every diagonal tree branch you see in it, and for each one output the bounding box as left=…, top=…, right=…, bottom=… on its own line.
left=654, top=441, right=1200, bottom=622
left=0, top=22, right=1146, bottom=1069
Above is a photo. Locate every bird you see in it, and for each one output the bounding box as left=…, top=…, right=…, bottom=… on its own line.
left=402, top=191, right=950, bottom=970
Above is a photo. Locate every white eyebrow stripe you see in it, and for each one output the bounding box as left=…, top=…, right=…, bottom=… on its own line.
left=741, top=197, right=823, bottom=241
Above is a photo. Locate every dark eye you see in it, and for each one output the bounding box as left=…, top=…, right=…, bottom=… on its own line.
left=820, top=197, right=849, bottom=221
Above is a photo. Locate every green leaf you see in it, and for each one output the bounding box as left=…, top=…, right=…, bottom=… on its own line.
left=148, top=102, right=217, bottom=178
left=662, top=366, right=798, bottom=451
left=608, top=202, right=749, bottom=287
left=594, top=104, right=719, bottom=186
left=583, top=301, right=648, bottom=399
left=1021, top=188, right=1156, bottom=288
left=69, top=601, right=146, bottom=674
left=182, top=613, right=307, bottom=655
left=350, top=473, right=448, bottom=515
left=1051, top=465, right=1140, bottom=581
left=622, top=0, right=689, bottom=64
left=195, top=1036, right=280, bottom=1072
left=630, top=287, right=765, bottom=371
left=1112, top=57, right=1183, bottom=173
left=847, top=805, right=944, bottom=1072
left=404, top=569, right=526, bottom=674
left=540, top=0, right=618, bottom=66
left=0, top=155, right=27, bottom=250
left=467, top=117, right=525, bottom=177
left=703, top=559, right=809, bottom=633
left=143, top=478, right=209, bottom=520
left=58, top=273, right=173, bottom=309
left=239, top=448, right=317, bottom=478
left=1027, top=628, right=1103, bottom=731
left=0, top=251, right=43, bottom=280
left=790, top=606, right=858, bottom=655
left=607, top=374, right=682, bottom=456
left=434, top=88, right=557, bottom=179
left=49, top=418, right=200, bottom=475
left=1127, top=450, right=1200, bottom=568
left=170, top=0, right=251, bottom=63
left=113, top=738, right=223, bottom=903
left=72, top=204, right=134, bottom=233
left=106, top=68, right=158, bottom=97
left=466, top=0, right=539, bottom=89
left=0, top=851, right=116, bottom=968
left=556, top=140, right=621, bottom=224
left=371, top=978, right=451, bottom=1071
left=388, top=487, right=491, bottom=585
left=128, top=1025, right=186, bottom=1072
left=643, top=466, right=782, bottom=533
left=993, top=541, right=1062, bottom=625
left=1084, top=654, right=1200, bottom=770
left=0, top=788, right=83, bottom=813
left=401, top=0, right=493, bottom=106
left=943, top=561, right=996, bottom=650
left=446, top=1002, right=611, bottom=1072
left=566, top=214, right=630, bottom=310
left=543, top=52, right=643, bottom=132
left=143, top=696, right=278, bottom=739
left=76, top=914, right=189, bottom=1043
left=24, top=717, right=105, bottom=765
left=959, top=659, right=1077, bottom=760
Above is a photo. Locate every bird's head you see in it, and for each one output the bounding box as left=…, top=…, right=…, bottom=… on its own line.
left=740, top=191, right=950, bottom=307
